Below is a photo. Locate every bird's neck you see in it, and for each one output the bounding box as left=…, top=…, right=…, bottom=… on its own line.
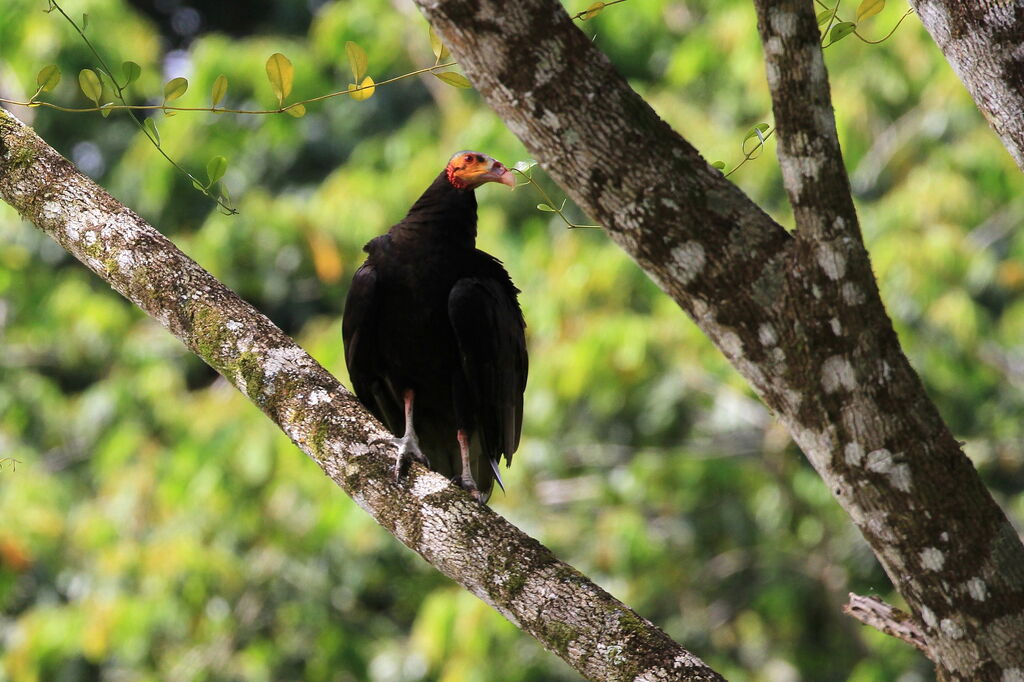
left=393, top=171, right=478, bottom=249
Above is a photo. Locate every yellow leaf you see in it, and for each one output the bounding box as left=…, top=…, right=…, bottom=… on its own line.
left=428, top=25, right=450, bottom=61
left=265, top=52, right=294, bottom=106
left=433, top=71, right=472, bottom=89
left=346, top=41, right=368, bottom=83
left=348, top=76, right=375, bottom=101
left=285, top=103, right=306, bottom=117
left=210, top=74, right=228, bottom=107
left=856, top=0, right=884, bottom=21
left=583, top=1, right=605, bottom=19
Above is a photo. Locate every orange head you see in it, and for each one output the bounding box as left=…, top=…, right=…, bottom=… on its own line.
left=445, top=151, right=516, bottom=190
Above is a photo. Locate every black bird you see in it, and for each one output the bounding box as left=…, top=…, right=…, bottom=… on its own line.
left=342, top=151, right=528, bottom=501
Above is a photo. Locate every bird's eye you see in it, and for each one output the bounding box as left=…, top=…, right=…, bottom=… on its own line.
left=464, top=154, right=474, bottom=163
left=474, top=155, right=484, bottom=163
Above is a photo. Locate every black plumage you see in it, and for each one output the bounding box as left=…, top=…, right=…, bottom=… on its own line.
left=342, top=151, right=527, bottom=501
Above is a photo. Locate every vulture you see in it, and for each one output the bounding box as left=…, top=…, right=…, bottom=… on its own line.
left=342, top=151, right=528, bottom=502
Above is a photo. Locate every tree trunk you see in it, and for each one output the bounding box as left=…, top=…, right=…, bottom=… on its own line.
left=412, top=0, right=1024, bottom=679
left=0, top=106, right=724, bottom=682
left=908, top=0, right=1024, bottom=171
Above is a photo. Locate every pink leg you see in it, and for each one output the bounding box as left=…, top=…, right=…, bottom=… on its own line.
left=458, top=429, right=482, bottom=501
left=392, top=389, right=427, bottom=478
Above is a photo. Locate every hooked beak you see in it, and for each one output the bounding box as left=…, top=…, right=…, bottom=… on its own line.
left=483, top=162, right=516, bottom=188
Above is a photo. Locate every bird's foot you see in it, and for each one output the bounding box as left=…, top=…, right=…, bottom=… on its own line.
left=458, top=473, right=483, bottom=503
left=392, top=432, right=428, bottom=480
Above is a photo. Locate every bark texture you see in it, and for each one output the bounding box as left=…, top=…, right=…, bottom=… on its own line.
left=412, top=0, right=1024, bottom=679
left=0, top=106, right=724, bottom=682
left=908, top=0, right=1024, bottom=171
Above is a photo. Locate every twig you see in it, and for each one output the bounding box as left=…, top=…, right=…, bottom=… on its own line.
left=843, top=593, right=930, bottom=655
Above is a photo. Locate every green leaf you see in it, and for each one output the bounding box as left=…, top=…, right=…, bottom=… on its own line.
left=434, top=71, right=472, bottom=89
left=81, top=12, right=88, bottom=29
left=348, top=76, right=375, bottom=101
left=829, top=21, right=857, bottom=43
left=206, top=156, right=228, bottom=186
left=192, top=179, right=206, bottom=192
left=346, top=42, right=368, bottom=83
left=711, top=160, right=726, bottom=170
left=265, top=53, right=293, bottom=106
left=78, top=68, right=102, bottom=105
left=582, top=1, right=605, bottom=19
left=162, top=77, right=188, bottom=104
left=428, top=25, right=450, bottom=61
left=742, top=123, right=770, bottom=145
left=537, top=203, right=556, bottom=212
left=100, top=102, right=114, bottom=118
left=285, top=103, right=306, bottom=117
left=210, top=75, right=228, bottom=107
left=144, top=118, right=160, bottom=146
left=816, top=9, right=834, bottom=25
left=36, top=64, right=61, bottom=92
left=122, top=61, right=141, bottom=87
left=856, top=0, right=884, bottom=21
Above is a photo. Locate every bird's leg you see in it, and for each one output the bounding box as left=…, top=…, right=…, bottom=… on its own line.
left=457, top=429, right=482, bottom=502
left=393, top=389, right=428, bottom=479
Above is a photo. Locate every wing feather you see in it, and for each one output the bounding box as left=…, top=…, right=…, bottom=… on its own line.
left=342, top=263, right=402, bottom=433
left=448, top=272, right=528, bottom=469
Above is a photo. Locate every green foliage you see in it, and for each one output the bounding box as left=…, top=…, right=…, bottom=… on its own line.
left=120, top=60, right=140, bottom=88
left=1, top=0, right=1022, bottom=681
left=828, top=22, right=857, bottom=44
left=210, top=74, right=228, bottom=108
left=35, top=64, right=61, bottom=93
left=77, top=68, right=101, bottom=106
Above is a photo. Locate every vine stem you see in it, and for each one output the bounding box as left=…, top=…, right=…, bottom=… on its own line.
left=0, top=61, right=459, bottom=115
left=814, top=0, right=915, bottom=46
left=512, top=168, right=601, bottom=229
left=725, top=127, right=776, bottom=178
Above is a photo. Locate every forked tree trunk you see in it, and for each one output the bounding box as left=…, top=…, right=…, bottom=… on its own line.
left=413, top=0, right=1024, bottom=679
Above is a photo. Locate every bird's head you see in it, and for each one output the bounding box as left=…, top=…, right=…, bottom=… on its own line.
left=445, top=151, right=516, bottom=190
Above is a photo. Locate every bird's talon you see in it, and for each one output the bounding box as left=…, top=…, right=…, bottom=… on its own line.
left=460, top=477, right=483, bottom=502
left=392, top=433, right=428, bottom=480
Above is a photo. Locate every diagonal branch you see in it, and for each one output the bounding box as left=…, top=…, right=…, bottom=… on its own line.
left=0, top=106, right=723, bottom=682
left=909, top=0, right=1024, bottom=172
left=415, top=0, right=1024, bottom=678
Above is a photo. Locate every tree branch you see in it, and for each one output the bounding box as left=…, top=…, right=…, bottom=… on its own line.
left=414, top=1, right=1024, bottom=678
left=752, top=0, right=860, bottom=243
left=844, top=593, right=930, bottom=656
left=909, top=0, right=1024, bottom=172
left=0, top=106, right=724, bottom=682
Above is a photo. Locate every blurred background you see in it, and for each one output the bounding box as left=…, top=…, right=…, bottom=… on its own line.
left=1, top=0, right=1023, bottom=679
